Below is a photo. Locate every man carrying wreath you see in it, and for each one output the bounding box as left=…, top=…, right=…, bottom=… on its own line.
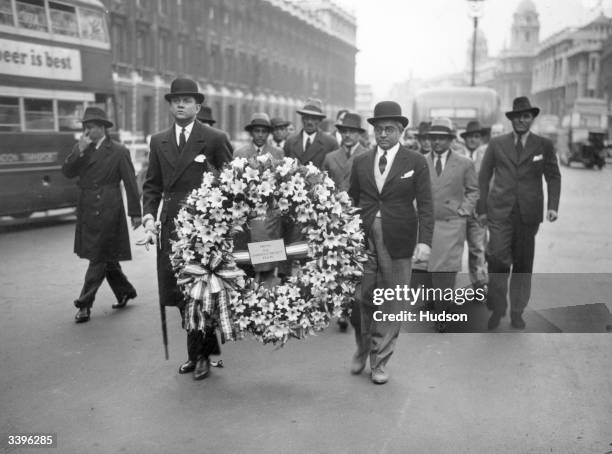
left=141, top=78, right=233, bottom=380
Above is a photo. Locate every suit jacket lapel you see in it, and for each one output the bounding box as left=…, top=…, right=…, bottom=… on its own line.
left=518, top=133, right=537, bottom=165
left=381, top=147, right=408, bottom=193
left=169, top=122, right=206, bottom=186
left=301, top=131, right=322, bottom=164
left=502, top=133, right=518, bottom=165
left=364, top=149, right=377, bottom=192
left=159, top=127, right=179, bottom=169
left=86, top=137, right=110, bottom=168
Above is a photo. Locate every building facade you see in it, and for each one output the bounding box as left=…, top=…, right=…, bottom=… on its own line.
left=599, top=34, right=612, bottom=134
left=103, top=0, right=357, bottom=142
left=476, top=0, right=539, bottom=112
left=531, top=14, right=612, bottom=119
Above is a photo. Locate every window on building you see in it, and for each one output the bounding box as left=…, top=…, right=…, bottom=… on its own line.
left=58, top=100, right=83, bottom=131
left=79, top=7, right=109, bottom=42
left=591, top=58, right=597, bottom=72
left=0, top=97, right=20, bottom=131
left=24, top=98, right=53, bottom=130
left=177, top=0, right=183, bottom=22
left=178, top=42, right=185, bottom=72
left=49, top=2, right=78, bottom=37
left=158, top=34, right=166, bottom=71
left=209, top=5, right=214, bottom=21
left=112, top=20, right=128, bottom=62
left=16, top=0, right=47, bottom=31
left=0, top=0, right=14, bottom=25
left=158, top=0, right=168, bottom=16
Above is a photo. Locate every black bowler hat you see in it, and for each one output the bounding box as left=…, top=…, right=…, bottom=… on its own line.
left=505, top=96, right=540, bottom=119
left=244, top=113, right=272, bottom=132
left=81, top=107, right=113, bottom=128
left=460, top=120, right=490, bottom=139
left=367, top=101, right=409, bottom=128
left=335, top=112, right=365, bottom=133
left=270, top=117, right=290, bottom=129
left=197, top=106, right=216, bottom=125
left=164, top=78, right=204, bottom=104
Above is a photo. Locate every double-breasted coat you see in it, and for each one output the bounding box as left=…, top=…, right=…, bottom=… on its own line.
left=322, top=143, right=369, bottom=192
left=283, top=130, right=338, bottom=169
left=142, top=121, right=233, bottom=307
left=62, top=138, right=141, bottom=262
left=424, top=151, right=479, bottom=272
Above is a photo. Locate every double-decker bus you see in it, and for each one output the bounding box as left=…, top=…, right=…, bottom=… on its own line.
left=412, top=86, right=502, bottom=132
left=0, top=0, right=114, bottom=218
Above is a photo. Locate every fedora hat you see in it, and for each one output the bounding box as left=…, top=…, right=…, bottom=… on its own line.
left=415, top=121, right=431, bottom=138
left=165, top=78, right=204, bottom=104
left=270, top=117, right=290, bottom=129
left=460, top=120, right=490, bottom=139
left=335, top=112, right=365, bottom=133
left=197, top=106, right=215, bottom=125
left=244, top=112, right=272, bottom=132
left=427, top=117, right=455, bottom=137
left=81, top=107, right=113, bottom=128
left=296, top=98, right=326, bottom=118
left=367, top=101, right=409, bottom=128
left=505, top=96, right=540, bottom=119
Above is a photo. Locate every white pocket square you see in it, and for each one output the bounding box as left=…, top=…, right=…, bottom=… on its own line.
left=194, top=154, right=206, bottom=163
left=533, top=155, right=543, bottom=162
left=401, top=170, right=414, bottom=179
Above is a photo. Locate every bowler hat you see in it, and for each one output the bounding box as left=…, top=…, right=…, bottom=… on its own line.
left=81, top=107, right=113, bottom=128
left=415, top=121, right=431, bottom=138
left=505, top=96, right=540, bottom=119
left=296, top=98, right=326, bottom=118
left=335, top=112, right=365, bottom=133
left=270, top=117, right=290, bottom=129
left=197, top=106, right=216, bottom=125
left=427, top=117, right=455, bottom=137
left=245, top=112, right=272, bottom=132
left=460, top=120, right=490, bottom=139
left=164, top=78, right=204, bottom=104
left=367, top=101, right=409, bottom=128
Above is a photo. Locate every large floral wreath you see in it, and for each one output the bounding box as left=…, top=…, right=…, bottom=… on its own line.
left=170, top=154, right=366, bottom=346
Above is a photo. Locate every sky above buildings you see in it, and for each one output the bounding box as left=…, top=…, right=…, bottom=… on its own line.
left=337, top=0, right=611, bottom=97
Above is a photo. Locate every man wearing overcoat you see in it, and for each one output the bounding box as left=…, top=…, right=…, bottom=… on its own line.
left=478, top=97, right=561, bottom=330
left=141, top=78, right=233, bottom=379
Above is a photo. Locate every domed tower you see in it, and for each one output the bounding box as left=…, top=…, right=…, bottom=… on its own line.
left=467, top=27, right=489, bottom=66
left=511, top=0, right=540, bottom=52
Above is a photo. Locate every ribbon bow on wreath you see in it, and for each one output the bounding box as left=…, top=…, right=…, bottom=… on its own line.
left=177, top=253, right=245, bottom=343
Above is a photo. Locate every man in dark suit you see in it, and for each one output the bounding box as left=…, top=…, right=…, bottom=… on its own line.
left=141, top=78, right=233, bottom=379
left=62, top=107, right=141, bottom=323
left=349, top=101, right=434, bottom=384
left=283, top=98, right=338, bottom=170
left=478, top=97, right=561, bottom=330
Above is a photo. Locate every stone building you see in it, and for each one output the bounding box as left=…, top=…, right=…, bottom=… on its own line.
left=103, top=0, right=357, bottom=141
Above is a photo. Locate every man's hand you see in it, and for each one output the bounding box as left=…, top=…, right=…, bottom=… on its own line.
left=413, top=243, right=431, bottom=264
left=477, top=214, right=488, bottom=227
left=77, top=130, right=93, bottom=154
left=131, top=216, right=142, bottom=229
left=547, top=210, right=558, bottom=222
left=137, top=218, right=157, bottom=251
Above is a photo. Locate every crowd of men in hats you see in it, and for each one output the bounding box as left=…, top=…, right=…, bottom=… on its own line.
left=61, top=76, right=560, bottom=385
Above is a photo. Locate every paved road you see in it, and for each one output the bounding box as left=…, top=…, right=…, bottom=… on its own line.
left=1, top=165, right=611, bottom=453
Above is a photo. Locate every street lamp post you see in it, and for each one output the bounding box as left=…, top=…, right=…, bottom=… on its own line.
left=467, top=0, right=485, bottom=87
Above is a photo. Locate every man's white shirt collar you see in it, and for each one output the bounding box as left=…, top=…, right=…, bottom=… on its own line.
left=432, top=149, right=450, bottom=170
left=175, top=121, right=195, bottom=144
left=513, top=130, right=530, bottom=146
left=302, top=131, right=316, bottom=150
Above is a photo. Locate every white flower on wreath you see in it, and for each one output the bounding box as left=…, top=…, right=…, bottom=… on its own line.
left=231, top=157, right=248, bottom=169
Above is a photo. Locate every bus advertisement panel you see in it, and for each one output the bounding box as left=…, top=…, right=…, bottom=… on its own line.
left=0, top=0, right=114, bottom=218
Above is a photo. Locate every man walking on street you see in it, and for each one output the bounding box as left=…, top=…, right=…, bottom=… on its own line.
left=349, top=101, right=433, bottom=384
left=62, top=107, right=141, bottom=323
left=478, top=97, right=561, bottom=330
left=141, top=78, right=233, bottom=379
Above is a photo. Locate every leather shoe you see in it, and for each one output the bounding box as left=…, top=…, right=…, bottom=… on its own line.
left=112, top=293, right=135, bottom=309
left=193, top=356, right=210, bottom=380
left=178, top=360, right=196, bottom=374
left=74, top=307, right=90, bottom=323
left=371, top=366, right=389, bottom=384
left=488, top=312, right=502, bottom=330
left=511, top=311, right=526, bottom=329
left=350, top=355, right=366, bottom=375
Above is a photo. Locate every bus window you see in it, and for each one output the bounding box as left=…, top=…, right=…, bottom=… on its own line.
left=79, top=7, right=109, bottom=43
left=16, top=0, right=47, bottom=31
left=58, top=100, right=83, bottom=131
left=0, top=97, right=19, bottom=131
left=0, top=0, right=14, bottom=25
left=49, top=1, right=78, bottom=37
left=24, top=98, right=53, bottom=130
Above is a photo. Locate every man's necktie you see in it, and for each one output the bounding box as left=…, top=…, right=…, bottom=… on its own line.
left=304, top=137, right=311, bottom=153
left=179, top=127, right=186, bottom=152
left=435, top=155, right=442, bottom=176
left=516, top=136, right=523, bottom=156
left=379, top=150, right=387, bottom=175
